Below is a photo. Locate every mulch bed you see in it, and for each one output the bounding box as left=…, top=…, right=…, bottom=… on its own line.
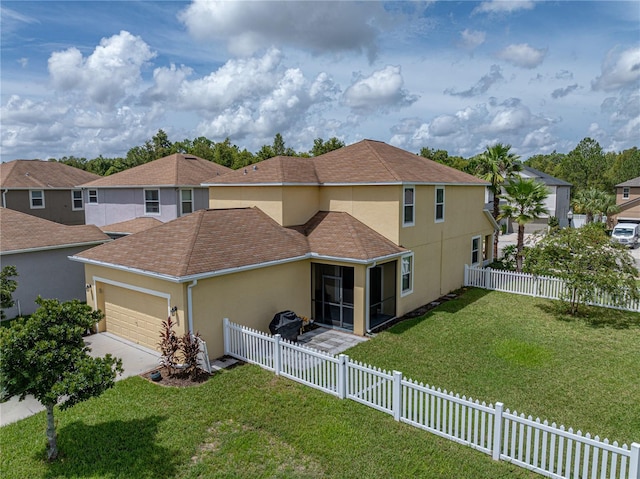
left=141, top=366, right=211, bottom=387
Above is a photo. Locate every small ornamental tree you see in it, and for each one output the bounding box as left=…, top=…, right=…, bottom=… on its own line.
left=524, top=223, right=640, bottom=315
left=1, top=265, right=18, bottom=320
left=0, top=298, right=123, bottom=461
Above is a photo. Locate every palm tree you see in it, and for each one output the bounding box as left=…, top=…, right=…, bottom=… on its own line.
left=473, top=143, right=522, bottom=258
left=499, top=178, right=549, bottom=272
left=571, top=188, right=619, bottom=225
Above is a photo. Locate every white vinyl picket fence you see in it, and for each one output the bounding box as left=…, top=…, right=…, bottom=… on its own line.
left=223, top=318, right=640, bottom=479
left=464, top=265, right=640, bottom=312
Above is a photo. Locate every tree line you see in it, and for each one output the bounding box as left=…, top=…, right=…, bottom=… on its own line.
left=51, top=131, right=346, bottom=176
left=421, top=138, right=640, bottom=195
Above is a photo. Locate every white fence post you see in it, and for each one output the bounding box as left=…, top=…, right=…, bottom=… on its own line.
left=392, top=371, right=403, bottom=421
left=492, top=402, right=504, bottom=461
left=630, top=442, right=640, bottom=479
left=274, top=334, right=282, bottom=376
left=223, top=317, right=230, bottom=356
left=484, top=266, right=492, bottom=290
left=337, top=354, right=348, bottom=399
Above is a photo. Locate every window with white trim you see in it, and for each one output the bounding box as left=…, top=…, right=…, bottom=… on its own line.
left=471, top=236, right=481, bottom=265
left=72, top=190, right=83, bottom=210
left=88, top=189, right=98, bottom=204
left=144, top=189, right=160, bottom=214
left=403, top=186, right=415, bottom=226
left=435, top=186, right=445, bottom=222
left=30, top=190, right=44, bottom=209
left=623, top=187, right=630, bottom=199
left=180, top=189, right=193, bottom=215
left=401, top=254, right=413, bottom=296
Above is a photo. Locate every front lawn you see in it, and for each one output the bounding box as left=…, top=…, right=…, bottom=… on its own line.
left=348, top=288, right=640, bottom=444
left=0, top=366, right=537, bottom=479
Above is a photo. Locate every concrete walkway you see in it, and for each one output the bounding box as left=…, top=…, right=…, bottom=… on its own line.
left=297, top=326, right=368, bottom=354
left=0, top=332, right=160, bottom=427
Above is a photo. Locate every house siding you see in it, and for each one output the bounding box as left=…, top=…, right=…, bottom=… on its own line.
left=3, top=190, right=86, bottom=225
left=2, top=245, right=95, bottom=317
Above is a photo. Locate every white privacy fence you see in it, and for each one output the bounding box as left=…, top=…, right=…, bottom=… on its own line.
left=223, top=318, right=639, bottom=479
left=464, top=265, right=640, bottom=312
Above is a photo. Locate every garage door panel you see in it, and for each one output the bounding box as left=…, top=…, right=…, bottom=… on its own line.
left=103, top=285, right=167, bottom=351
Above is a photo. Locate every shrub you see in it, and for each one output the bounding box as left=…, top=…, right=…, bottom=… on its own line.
left=158, top=317, right=179, bottom=376
left=180, top=331, right=202, bottom=380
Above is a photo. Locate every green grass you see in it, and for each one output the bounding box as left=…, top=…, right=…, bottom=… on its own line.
left=2, top=288, right=638, bottom=478
left=348, top=288, right=640, bottom=444
left=1, top=367, right=537, bottom=479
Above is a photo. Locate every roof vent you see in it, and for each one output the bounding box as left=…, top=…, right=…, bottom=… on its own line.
left=244, top=169, right=247, bottom=175
left=253, top=165, right=258, bottom=171
left=185, top=156, right=197, bottom=160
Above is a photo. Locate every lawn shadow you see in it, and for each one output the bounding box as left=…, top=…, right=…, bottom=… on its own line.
left=536, top=301, right=640, bottom=329
left=383, top=287, right=493, bottom=335
left=43, top=416, right=175, bottom=479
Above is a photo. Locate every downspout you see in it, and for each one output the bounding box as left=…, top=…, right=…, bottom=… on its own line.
left=2, top=189, right=7, bottom=208
left=187, top=279, right=198, bottom=333
left=365, top=261, right=377, bottom=334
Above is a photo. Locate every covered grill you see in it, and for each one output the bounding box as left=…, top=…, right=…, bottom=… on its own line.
left=269, top=310, right=302, bottom=341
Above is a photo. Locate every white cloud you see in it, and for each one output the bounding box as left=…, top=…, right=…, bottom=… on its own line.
left=178, top=0, right=382, bottom=61
left=591, top=45, right=640, bottom=91
left=48, top=31, right=156, bottom=109
left=472, top=1, right=535, bottom=15
left=343, top=65, right=418, bottom=113
left=551, top=84, right=579, bottom=99
left=459, top=29, right=486, bottom=50
left=497, top=43, right=547, bottom=69
left=445, top=64, right=503, bottom=97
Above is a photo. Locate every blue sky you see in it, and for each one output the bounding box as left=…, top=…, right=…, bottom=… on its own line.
left=1, top=1, right=639, bottom=161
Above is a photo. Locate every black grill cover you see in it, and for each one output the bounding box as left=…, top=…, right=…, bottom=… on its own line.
left=269, top=310, right=302, bottom=341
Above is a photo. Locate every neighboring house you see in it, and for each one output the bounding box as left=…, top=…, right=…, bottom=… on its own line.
left=612, top=176, right=640, bottom=223
left=0, top=160, right=101, bottom=225
left=71, top=140, right=497, bottom=360
left=487, top=165, right=572, bottom=232
left=80, top=153, right=232, bottom=227
left=0, top=208, right=110, bottom=318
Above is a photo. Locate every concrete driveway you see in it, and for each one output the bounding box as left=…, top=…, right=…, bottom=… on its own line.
left=0, top=333, right=160, bottom=426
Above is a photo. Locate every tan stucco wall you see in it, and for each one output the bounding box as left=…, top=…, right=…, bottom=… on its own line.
left=319, top=185, right=400, bottom=243
left=281, top=187, right=321, bottom=226
left=396, top=185, right=495, bottom=317
left=190, top=260, right=311, bottom=359
left=209, top=186, right=285, bottom=224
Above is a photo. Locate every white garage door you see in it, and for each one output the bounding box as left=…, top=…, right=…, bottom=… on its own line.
left=104, top=284, right=167, bottom=351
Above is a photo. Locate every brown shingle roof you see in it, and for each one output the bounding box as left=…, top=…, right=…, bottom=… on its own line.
left=99, top=217, right=163, bottom=235
left=74, top=208, right=309, bottom=278
left=81, top=154, right=232, bottom=188
left=73, top=208, right=406, bottom=280
left=205, top=140, right=487, bottom=186
left=0, top=208, right=110, bottom=253
left=0, top=160, right=100, bottom=189
left=292, top=212, right=407, bottom=261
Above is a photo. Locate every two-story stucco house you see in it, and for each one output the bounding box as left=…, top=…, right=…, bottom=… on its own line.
left=612, top=176, right=640, bottom=223
left=0, top=160, right=100, bottom=225
left=80, top=153, right=232, bottom=227
left=0, top=208, right=110, bottom=318
left=71, top=140, right=497, bottom=360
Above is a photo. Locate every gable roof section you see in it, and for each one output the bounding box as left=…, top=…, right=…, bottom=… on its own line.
left=204, top=140, right=488, bottom=186
left=0, top=160, right=100, bottom=189
left=0, top=208, right=110, bottom=254
left=616, top=176, right=640, bottom=188
left=99, top=217, right=163, bottom=236
left=72, top=208, right=407, bottom=282
left=81, top=154, right=232, bottom=188
left=292, top=211, right=407, bottom=261
left=519, top=165, right=572, bottom=187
